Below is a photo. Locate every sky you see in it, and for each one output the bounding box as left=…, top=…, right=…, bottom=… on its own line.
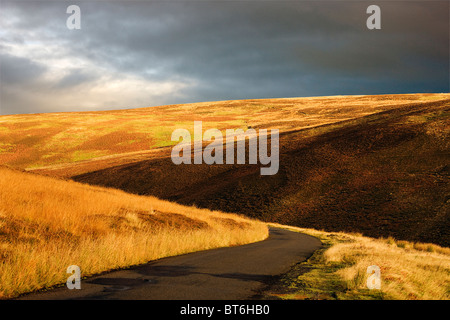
left=0, top=0, right=448, bottom=115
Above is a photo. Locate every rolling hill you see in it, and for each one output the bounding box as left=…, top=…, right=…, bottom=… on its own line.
left=1, top=94, right=445, bottom=171
left=2, top=93, right=449, bottom=247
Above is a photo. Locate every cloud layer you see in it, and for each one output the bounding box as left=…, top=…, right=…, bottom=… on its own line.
left=0, top=0, right=448, bottom=115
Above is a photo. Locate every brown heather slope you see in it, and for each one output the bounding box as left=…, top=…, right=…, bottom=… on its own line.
left=70, top=97, right=450, bottom=247
left=0, top=167, right=268, bottom=298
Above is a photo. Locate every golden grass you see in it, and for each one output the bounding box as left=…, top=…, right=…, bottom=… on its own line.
left=0, top=167, right=268, bottom=299
left=268, top=223, right=450, bottom=300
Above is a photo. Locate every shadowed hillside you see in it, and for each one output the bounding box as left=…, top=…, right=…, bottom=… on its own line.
left=70, top=97, right=450, bottom=246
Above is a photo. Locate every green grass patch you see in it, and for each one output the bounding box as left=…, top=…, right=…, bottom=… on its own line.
left=71, top=150, right=108, bottom=162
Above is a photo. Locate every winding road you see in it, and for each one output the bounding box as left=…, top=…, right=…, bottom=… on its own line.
left=18, top=227, right=321, bottom=300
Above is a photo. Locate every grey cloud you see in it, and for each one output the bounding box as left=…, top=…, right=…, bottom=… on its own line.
left=0, top=52, right=47, bottom=85
left=0, top=0, right=448, bottom=115
left=52, top=69, right=99, bottom=90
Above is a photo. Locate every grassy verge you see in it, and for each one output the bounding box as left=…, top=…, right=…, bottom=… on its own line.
left=266, top=223, right=450, bottom=300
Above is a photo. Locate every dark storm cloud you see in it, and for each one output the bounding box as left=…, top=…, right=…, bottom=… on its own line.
left=0, top=52, right=47, bottom=84
left=52, top=69, right=99, bottom=89
left=0, top=0, right=448, bottom=115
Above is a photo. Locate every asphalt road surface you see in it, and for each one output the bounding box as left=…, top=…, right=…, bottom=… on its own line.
left=18, top=227, right=322, bottom=300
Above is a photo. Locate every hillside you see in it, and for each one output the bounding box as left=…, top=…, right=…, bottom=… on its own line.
left=64, top=95, right=449, bottom=246
left=0, top=167, right=268, bottom=298
left=2, top=93, right=449, bottom=247
left=1, top=94, right=446, bottom=171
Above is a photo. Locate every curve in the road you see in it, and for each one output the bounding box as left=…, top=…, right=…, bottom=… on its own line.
left=18, top=227, right=322, bottom=300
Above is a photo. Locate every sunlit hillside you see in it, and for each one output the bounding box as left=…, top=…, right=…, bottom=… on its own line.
left=1, top=94, right=447, bottom=172
left=0, top=167, right=268, bottom=299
